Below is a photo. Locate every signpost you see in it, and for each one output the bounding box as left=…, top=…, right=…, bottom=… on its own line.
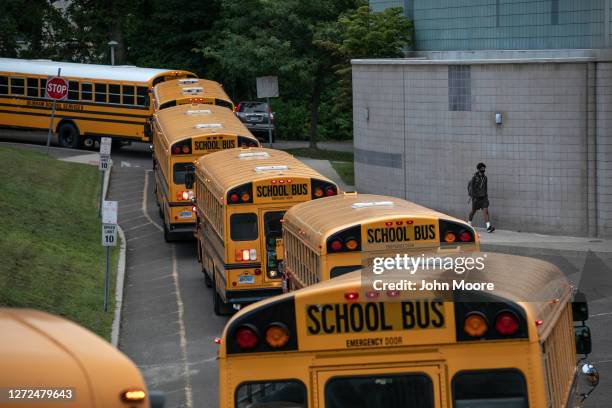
left=99, top=137, right=112, bottom=217
left=45, top=69, right=68, bottom=154
left=101, top=200, right=118, bottom=312
left=256, top=76, right=279, bottom=147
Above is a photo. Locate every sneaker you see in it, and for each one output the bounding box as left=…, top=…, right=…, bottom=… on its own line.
left=487, top=226, right=495, bottom=233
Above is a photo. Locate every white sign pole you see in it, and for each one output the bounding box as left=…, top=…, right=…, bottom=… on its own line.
left=101, top=200, right=118, bottom=312
left=46, top=68, right=61, bottom=155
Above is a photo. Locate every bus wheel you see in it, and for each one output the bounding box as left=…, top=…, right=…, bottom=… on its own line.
left=212, top=272, right=232, bottom=315
left=82, top=137, right=96, bottom=149
left=58, top=123, right=80, bottom=149
left=163, top=222, right=173, bottom=242
left=204, top=273, right=212, bottom=288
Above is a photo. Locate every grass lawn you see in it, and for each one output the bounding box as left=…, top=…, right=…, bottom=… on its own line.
left=0, top=146, right=117, bottom=340
left=331, top=161, right=355, bottom=186
left=282, top=147, right=354, bottom=163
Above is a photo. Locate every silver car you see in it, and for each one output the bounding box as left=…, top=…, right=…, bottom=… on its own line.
left=235, top=101, right=275, bottom=141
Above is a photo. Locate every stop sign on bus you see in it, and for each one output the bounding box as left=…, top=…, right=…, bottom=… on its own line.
left=45, top=76, right=68, bottom=100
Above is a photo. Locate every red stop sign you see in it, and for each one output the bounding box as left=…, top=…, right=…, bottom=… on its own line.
left=46, top=76, right=69, bottom=100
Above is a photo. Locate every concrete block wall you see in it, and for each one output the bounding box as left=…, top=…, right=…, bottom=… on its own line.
left=597, top=63, right=612, bottom=236
left=353, top=59, right=610, bottom=237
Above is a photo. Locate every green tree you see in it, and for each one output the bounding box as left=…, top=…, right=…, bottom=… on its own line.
left=201, top=0, right=361, bottom=148
left=0, top=1, right=73, bottom=60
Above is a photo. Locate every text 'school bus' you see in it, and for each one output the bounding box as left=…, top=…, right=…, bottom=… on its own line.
left=218, top=252, right=599, bottom=408
left=152, top=103, right=260, bottom=241
left=0, top=58, right=194, bottom=148
left=152, top=78, right=234, bottom=111
left=194, top=147, right=340, bottom=315
left=1, top=308, right=165, bottom=408
left=282, top=193, right=479, bottom=291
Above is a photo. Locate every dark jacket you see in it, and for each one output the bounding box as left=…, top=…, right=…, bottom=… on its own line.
left=471, top=172, right=487, bottom=198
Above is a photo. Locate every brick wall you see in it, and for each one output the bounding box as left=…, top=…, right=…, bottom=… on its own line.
left=353, top=59, right=610, bottom=237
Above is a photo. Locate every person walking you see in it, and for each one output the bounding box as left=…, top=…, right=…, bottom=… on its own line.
left=468, top=162, right=495, bottom=233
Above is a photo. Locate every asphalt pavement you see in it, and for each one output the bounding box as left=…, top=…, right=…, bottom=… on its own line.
left=1, top=131, right=610, bottom=407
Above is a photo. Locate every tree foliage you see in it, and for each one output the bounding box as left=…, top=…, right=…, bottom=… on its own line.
left=1, top=1, right=412, bottom=143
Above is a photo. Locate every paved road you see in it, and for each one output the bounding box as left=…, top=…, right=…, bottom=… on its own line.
left=1, top=131, right=609, bottom=407
left=106, top=146, right=226, bottom=408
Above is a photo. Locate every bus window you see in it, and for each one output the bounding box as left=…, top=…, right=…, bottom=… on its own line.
left=27, top=78, right=38, bottom=97
left=137, top=86, right=149, bottom=106
left=173, top=162, right=195, bottom=185
left=81, top=82, right=92, bottom=101
left=264, top=211, right=285, bottom=274
left=39, top=78, right=46, bottom=96
left=68, top=80, right=79, bottom=100
left=330, top=265, right=361, bottom=278
left=235, top=380, right=306, bottom=408
left=452, top=369, right=528, bottom=408
left=10, top=77, right=25, bottom=95
left=95, top=83, right=107, bottom=103
left=108, top=84, right=121, bottom=104
left=123, top=85, right=135, bottom=105
left=0, top=76, right=7, bottom=94
left=325, top=374, right=434, bottom=408
left=231, top=213, right=258, bottom=241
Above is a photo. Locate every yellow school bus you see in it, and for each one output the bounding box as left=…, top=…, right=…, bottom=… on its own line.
left=152, top=78, right=234, bottom=111
left=218, top=252, right=599, bottom=407
left=152, top=103, right=260, bottom=241
left=1, top=308, right=164, bottom=408
left=282, top=193, right=479, bottom=291
left=194, top=147, right=340, bottom=315
left=0, top=58, right=194, bottom=148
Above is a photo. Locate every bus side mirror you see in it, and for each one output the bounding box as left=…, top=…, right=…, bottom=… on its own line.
left=572, top=291, right=589, bottom=321
left=185, top=170, right=195, bottom=190
left=575, top=325, right=592, bottom=355
left=578, top=362, right=599, bottom=402
left=149, top=390, right=165, bottom=408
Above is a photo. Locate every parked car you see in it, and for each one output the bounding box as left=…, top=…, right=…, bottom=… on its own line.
left=235, top=101, right=275, bottom=142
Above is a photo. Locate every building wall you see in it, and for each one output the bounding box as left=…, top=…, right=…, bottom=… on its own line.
left=370, top=0, right=611, bottom=51
left=353, top=60, right=611, bottom=237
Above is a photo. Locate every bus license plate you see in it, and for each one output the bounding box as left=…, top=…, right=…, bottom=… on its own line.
left=238, top=275, right=255, bottom=284
left=179, top=211, right=192, bottom=219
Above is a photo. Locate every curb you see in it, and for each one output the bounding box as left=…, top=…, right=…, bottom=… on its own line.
left=111, top=225, right=126, bottom=347
left=101, top=165, right=126, bottom=348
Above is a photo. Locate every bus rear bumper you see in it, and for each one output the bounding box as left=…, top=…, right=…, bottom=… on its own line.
left=225, top=287, right=283, bottom=304
left=167, top=223, right=196, bottom=240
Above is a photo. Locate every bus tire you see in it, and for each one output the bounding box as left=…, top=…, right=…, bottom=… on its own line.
left=163, top=222, right=173, bottom=242
left=204, top=272, right=212, bottom=288
left=58, top=123, right=80, bottom=149
left=212, top=272, right=232, bottom=316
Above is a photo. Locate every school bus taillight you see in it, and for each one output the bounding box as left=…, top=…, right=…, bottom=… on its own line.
left=265, top=323, right=290, bottom=348
left=235, top=325, right=259, bottom=349
left=495, top=311, right=520, bottom=335
left=459, top=230, right=473, bottom=242
left=121, top=389, right=146, bottom=403
left=236, top=249, right=257, bottom=261
left=463, top=312, right=488, bottom=338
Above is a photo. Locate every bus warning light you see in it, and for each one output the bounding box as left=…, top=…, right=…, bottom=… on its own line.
left=330, top=240, right=343, bottom=252
left=444, top=231, right=457, bottom=243
left=235, top=326, right=259, bottom=349
left=265, top=323, right=290, bottom=348
left=495, top=311, right=520, bottom=336
left=344, top=291, right=359, bottom=301
left=459, top=231, right=472, bottom=242
left=463, top=312, right=488, bottom=338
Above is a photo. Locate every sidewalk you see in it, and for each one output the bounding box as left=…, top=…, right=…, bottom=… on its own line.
left=272, top=140, right=353, bottom=152
left=297, top=157, right=354, bottom=192
left=477, top=227, right=612, bottom=254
